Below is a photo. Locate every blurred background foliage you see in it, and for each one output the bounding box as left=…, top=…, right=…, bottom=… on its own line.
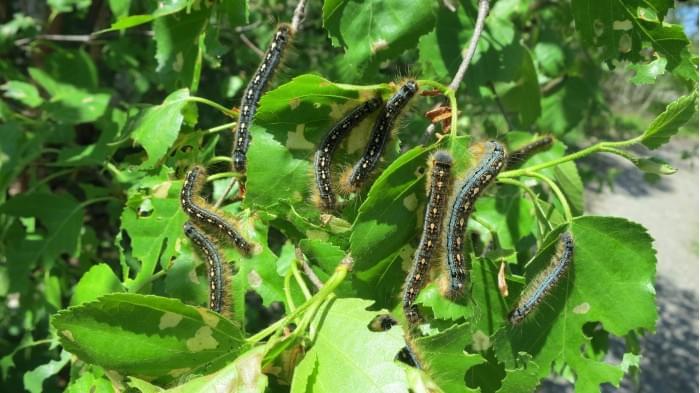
left=0, top=0, right=697, bottom=391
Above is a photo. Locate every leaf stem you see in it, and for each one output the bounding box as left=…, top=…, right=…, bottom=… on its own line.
left=206, top=171, right=237, bottom=182
left=498, top=136, right=642, bottom=178
left=291, top=258, right=313, bottom=300
left=284, top=269, right=297, bottom=313
left=206, top=156, right=233, bottom=165
left=522, top=171, right=572, bottom=223
left=498, top=177, right=554, bottom=235
left=186, top=96, right=237, bottom=118
left=245, top=257, right=352, bottom=344
left=204, top=122, right=237, bottom=134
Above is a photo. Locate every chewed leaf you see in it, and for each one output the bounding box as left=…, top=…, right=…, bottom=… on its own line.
left=290, top=298, right=407, bottom=393
left=494, top=216, right=657, bottom=390
left=52, top=293, right=246, bottom=383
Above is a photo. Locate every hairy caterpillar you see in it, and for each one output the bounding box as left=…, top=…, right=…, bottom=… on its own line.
left=344, top=80, right=418, bottom=191
left=509, top=231, right=574, bottom=325
left=181, top=166, right=252, bottom=255
left=445, top=141, right=506, bottom=298
left=505, top=135, right=554, bottom=169
left=314, top=98, right=382, bottom=211
left=183, top=221, right=231, bottom=314
left=403, top=151, right=453, bottom=324
left=232, top=24, right=294, bottom=173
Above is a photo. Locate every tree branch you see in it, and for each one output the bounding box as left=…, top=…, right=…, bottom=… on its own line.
left=448, top=0, right=490, bottom=91
left=424, top=0, right=490, bottom=139
left=291, top=0, right=307, bottom=32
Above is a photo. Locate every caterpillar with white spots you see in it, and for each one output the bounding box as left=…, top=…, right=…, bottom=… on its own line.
left=444, top=141, right=506, bottom=298
left=403, top=151, right=453, bottom=324
left=508, top=231, right=574, bottom=325
left=183, top=221, right=230, bottom=314
left=344, top=80, right=418, bottom=191
left=314, top=98, right=382, bottom=211
left=232, top=24, right=294, bottom=173
left=181, top=166, right=252, bottom=255
left=506, top=135, right=554, bottom=169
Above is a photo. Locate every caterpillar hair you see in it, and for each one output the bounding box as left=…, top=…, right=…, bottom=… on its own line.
left=508, top=231, right=574, bottom=325
left=505, top=135, right=554, bottom=169
left=181, top=165, right=252, bottom=255
left=402, top=151, right=453, bottom=324
left=444, top=141, right=506, bottom=298
left=183, top=221, right=231, bottom=315
left=314, top=98, right=382, bottom=211
left=345, top=80, right=418, bottom=191
left=232, top=23, right=294, bottom=173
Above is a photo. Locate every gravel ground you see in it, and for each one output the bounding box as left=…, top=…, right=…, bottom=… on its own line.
left=538, top=139, right=699, bottom=393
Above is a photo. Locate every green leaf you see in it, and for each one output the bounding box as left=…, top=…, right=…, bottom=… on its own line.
left=65, top=366, right=116, bottom=393
left=70, top=263, right=125, bottom=306
left=628, top=57, right=667, bottom=85
left=154, top=5, right=211, bottom=89
left=553, top=162, right=585, bottom=216
left=473, top=186, right=535, bottom=250
left=350, top=145, right=431, bottom=272
left=414, top=323, right=486, bottom=393
left=640, top=90, right=698, bottom=149
left=55, top=108, right=125, bottom=167
left=497, top=48, right=541, bottom=127
left=23, top=351, right=71, bottom=393
left=537, top=77, right=593, bottom=134
left=102, top=0, right=189, bottom=32
left=572, top=0, right=692, bottom=72
left=222, top=0, right=248, bottom=27
left=166, top=346, right=267, bottom=392
left=47, top=0, right=91, bottom=14
left=245, top=74, right=387, bottom=228
left=131, top=88, right=190, bottom=167
left=0, top=193, right=84, bottom=291
left=290, top=298, right=407, bottom=393
left=323, top=0, right=437, bottom=79
left=1, top=80, right=43, bottom=107
left=0, top=122, right=45, bottom=198
left=495, top=359, right=541, bottom=393
left=52, top=293, right=246, bottom=380
left=28, top=68, right=110, bottom=124
left=495, top=217, right=657, bottom=390
left=108, top=0, right=131, bottom=19
left=121, top=191, right=188, bottom=291
left=632, top=156, right=677, bottom=175
left=417, top=3, right=483, bottom=82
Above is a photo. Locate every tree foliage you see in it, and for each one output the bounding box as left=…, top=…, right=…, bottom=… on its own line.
left=0, top=0, right=697, bottom=392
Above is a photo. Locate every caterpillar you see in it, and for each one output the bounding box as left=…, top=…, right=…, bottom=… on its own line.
left=344, top=80, right=418, bottom=191
left=314, top=98, right=382, bottom=211
left=508, top=232, right=574, bottom=325
left=232, top=23, right=294, bottom=173
left=505, top=135, right=554, bottom=169
left=181, top=165, right=252, bottom=255
left=445, top=141, right=506, bottom=298
left=183, top=221, right=230, bottom=314
left=403, top=151, right=453, bottom=324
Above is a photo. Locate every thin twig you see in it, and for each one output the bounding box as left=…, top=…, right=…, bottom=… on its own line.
left=295, top=248, right=324, bottom=290
left=424, top=0, right=490, bottom=139
left=291, top=0, right=307, bottom=32
left=448, top=0, right=490, bottom=91
left=213, top=177, right=238, bottom=209
left=239, top=33, right=264, bottom=58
